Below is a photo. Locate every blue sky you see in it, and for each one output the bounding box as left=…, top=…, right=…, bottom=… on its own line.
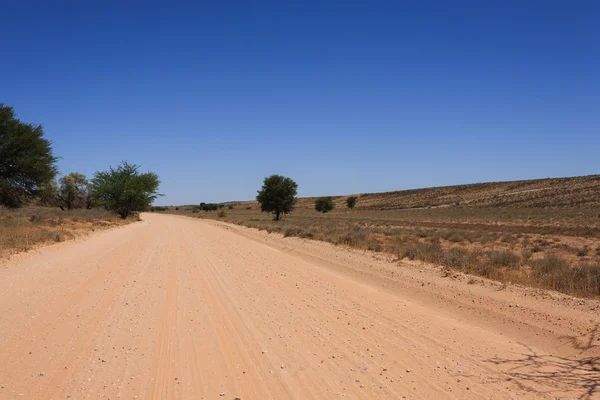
left=1, top=1, right=598, bottom=205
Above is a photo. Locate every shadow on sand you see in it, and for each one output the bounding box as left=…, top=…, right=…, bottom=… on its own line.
left=487, top=324, right=600, bottom=399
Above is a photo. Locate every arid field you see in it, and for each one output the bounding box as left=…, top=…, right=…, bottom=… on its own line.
left=170, top=175, right=600, bottom=298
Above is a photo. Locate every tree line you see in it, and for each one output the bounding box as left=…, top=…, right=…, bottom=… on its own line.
left=1, top=103, right=358, bottom=221
left=0, top=104, right=160, bottom=218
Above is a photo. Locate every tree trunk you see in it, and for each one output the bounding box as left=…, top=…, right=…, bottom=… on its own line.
left=275, top=210, right=280, bottom=221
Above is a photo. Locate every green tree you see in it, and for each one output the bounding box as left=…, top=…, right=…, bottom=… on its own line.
left=83, top=181, right=94, bottom=209
left=57, top=172, right=88, bottom=210
left=91, top=161, right=161, bottom=219
left=256, top=175, right=298, bottom=221
left=0, top=104, right=58, bottom=208
left=315, top=197, right=335, bottom=213
left=346, top=196, right=358, bottom=210
left=38, top=180, right=59, bottom=207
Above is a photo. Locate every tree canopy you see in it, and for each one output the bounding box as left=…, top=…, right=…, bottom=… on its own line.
left=57, top=172, right=89, bottom=210
left=0, top=104, right=58, bottom=208
left=346, top=196, right=358, bottom=210
left=315, top=197, right=335, bottom=213
left=256, top=175, right=298, bottom=221
left=91, top=161, right=161, bottom=219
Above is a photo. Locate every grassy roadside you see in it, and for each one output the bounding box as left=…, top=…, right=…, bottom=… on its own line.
left=165, top=206, right=600, bottom=298
left=0, top=206, right=136, bottom=258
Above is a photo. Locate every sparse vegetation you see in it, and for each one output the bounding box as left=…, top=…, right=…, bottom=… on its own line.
left=0, top=206, right=132, bottom=258
left=170, top=196, right=600, bottom=298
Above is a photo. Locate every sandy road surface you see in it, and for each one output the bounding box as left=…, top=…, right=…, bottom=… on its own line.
left=0, top=213, right=598, bottom=399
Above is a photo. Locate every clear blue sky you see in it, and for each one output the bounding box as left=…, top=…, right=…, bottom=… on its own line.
left=2, top=1, right=598, bottom=205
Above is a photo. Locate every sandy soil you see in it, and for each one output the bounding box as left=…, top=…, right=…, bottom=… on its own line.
left=0, top=213, right=598, bottom=399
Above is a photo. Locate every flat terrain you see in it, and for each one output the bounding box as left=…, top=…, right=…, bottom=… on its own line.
left=0, top=213, right=599, bottom=399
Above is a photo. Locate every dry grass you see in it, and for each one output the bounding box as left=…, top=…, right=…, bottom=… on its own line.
left=166, top=203, right=600, bottom=298
left=0, top=206, right=134, bottom=258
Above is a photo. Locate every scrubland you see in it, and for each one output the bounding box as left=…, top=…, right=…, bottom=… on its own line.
left=170, top=175, right=600, bottom=297
left=0, top=206, right=134, bottom=258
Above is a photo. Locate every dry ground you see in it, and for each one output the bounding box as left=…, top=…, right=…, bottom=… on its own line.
left=1, top=213, right=598, bottom=399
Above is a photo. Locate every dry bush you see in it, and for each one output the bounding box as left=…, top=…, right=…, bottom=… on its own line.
left=488, top=250, right=520, bottom=269
left=530, top=255, right=600, bottom=295
left=0, top=206, right=131, bottom=258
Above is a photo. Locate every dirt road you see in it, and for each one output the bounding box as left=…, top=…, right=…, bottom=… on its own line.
left=0, top=213, right=598, bottom=399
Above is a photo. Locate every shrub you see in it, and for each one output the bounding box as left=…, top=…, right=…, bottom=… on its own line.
left=346, top=196, right=358, bottom=210
left=530, top=254, right=569, bottom=276
left=284, top=228, right=303, bottom=238
left=315, top=197, right=335, bottom=213
left=440, top=248, right=468, bottom=269
left=217, top=209, right=227, bottom=218
left=527, top=254, right=598, bottom=294
left=398, top=242, right=441, bottom=263
left=488, top=250, right=520, bottom=269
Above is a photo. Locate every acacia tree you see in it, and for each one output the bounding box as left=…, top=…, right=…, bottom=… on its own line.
left=346, top=196, right=358, bottom=210
left=91, top=162, right=161, bottom=219
left=315, top=197, right=335, bottom=213
left=0, top=104, right=58, bottom=208
left=256, top=175, right=298, bottom=221
left=57, top=172, right=88, bottom=210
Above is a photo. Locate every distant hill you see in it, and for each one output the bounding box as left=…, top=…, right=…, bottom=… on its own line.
left=180, top=175, right=600, bottom=210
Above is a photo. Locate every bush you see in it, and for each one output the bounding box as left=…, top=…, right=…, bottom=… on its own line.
left=440, top=247, right=468, bottom=269
left=398, top=241, right=442, bottom=263
left=284, top=227, right=303, bottom=238
left=200, top=203, right=218, bottom=211
left=530, top=254, right=569, bottom=276
left=315, top=197, right=335, bottom=213
left=346, top=196, right=358, bottom=209
left=528, top=254, right=600, bottom=295
left=488, top=250, right=520, bottom=269
left=217, top=209, right=227, bottom=218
